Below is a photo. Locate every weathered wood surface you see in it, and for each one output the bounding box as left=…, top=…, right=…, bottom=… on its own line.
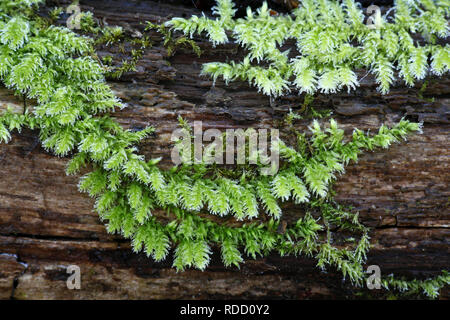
left=0, top=0, right=449, bottom=299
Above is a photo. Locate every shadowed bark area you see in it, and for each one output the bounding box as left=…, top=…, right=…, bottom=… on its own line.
left=0, top=0, right=448, bottom=299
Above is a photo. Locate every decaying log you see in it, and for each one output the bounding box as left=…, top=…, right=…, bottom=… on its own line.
left=0, top=0, right=448, bottom=299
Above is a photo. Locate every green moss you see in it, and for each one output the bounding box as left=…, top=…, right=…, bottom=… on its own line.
left=167, top=0, right=449, bottom=96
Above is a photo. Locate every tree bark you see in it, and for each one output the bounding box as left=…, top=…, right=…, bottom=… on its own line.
left=0, top=0, right=448, bottom=299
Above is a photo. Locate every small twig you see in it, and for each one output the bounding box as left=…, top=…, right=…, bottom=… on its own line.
left=23, top=94, right=27, bottom=115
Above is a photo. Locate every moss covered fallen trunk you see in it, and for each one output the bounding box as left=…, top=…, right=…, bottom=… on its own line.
left=0, top=0, right=448, bottom=299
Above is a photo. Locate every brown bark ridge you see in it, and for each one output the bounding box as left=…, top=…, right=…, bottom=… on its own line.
left=0, top=0, right=448, bottom=299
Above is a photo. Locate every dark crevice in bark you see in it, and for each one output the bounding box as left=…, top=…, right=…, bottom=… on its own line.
left=7, top=254, right=28, bottom=300
left=0, top=233, right=129, bottom=244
